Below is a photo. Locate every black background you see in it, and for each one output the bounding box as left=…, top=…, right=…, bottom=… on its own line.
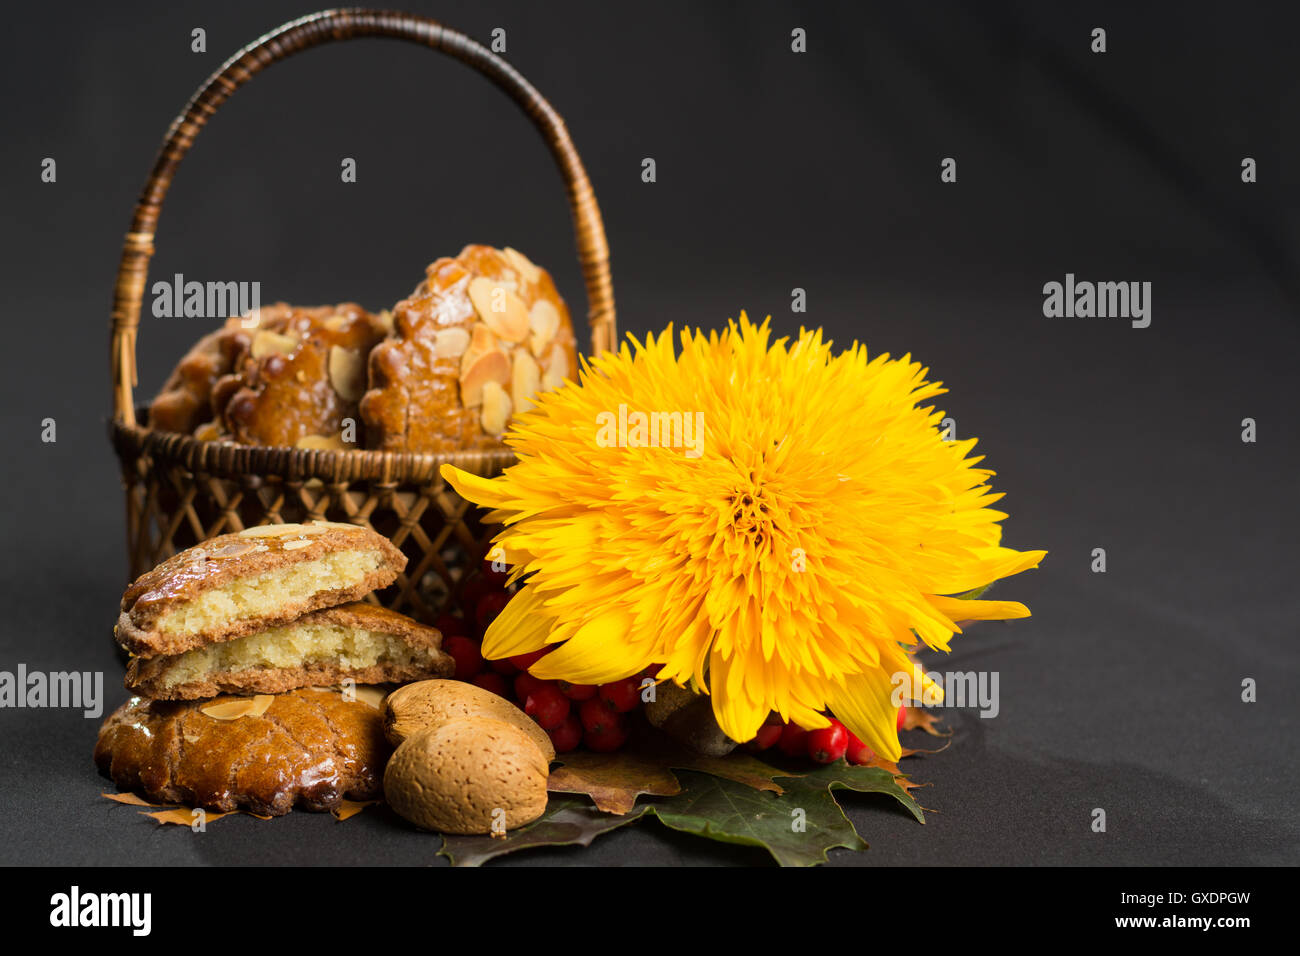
left=1, top=0, right=1297, bottom=866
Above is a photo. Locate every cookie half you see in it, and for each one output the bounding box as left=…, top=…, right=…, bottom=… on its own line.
left=94, top=687, right=390, bottom=815
left=125, top=602, right=453, bottom=699
left=116, top=522, right=406, bottom=658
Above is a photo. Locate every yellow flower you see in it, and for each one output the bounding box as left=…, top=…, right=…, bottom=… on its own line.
left=442, top=314, right=1045, bottom=761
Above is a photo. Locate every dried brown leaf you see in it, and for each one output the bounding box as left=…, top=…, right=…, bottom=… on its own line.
left=332, top=799, right=379, bottom=822
left=102, top=791, right=167, bottom=808
left=902, top=707, right=950, bottom=737
left=548, top=751, right=682, bottom=814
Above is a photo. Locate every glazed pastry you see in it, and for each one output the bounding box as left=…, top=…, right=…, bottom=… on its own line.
left=146, top=317, right=264, bottom=435
left=94, top=687, right=390, bottom=815
left=115, top=522, right=406, bottom=658
left=211, top=302, right=390, bottom=449
left=361, top=244, right=579, bottom=454
left=125, top=602, right=454, bottom=700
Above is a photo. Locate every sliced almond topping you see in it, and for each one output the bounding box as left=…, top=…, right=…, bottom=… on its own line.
left=468, top=276, right=530, bottom=343
left=459, top=348, right=511, bottom=407
left=528, top=299, right=561, bottom=357
left=208, top=540, right=258, bottom=559
left=296, top=433, right=348, bottom=451
left=433, top=327, right=472, bottom=359
left=548, top=343, right=572, bottom=377
left=373, top=309, right=395, bottom=335
left=200, top=695, right=275, bottom=721
left=249, top=329, right=299, bottom=359
left=541, top=366, right=565, bottom=392
left=481, top=380, right=513, bottom=436
left=328, top=346, right=366, bottom=401
left=467, top=324, right=498, bottom=358
left=239, top=524, right=304, bottom=538
left=503, top=247, right=542, bottom=284
left=350, top=686, right=388, bottom=710
left=281, top=538, right=314, bottom=550
left=541, top=343, right=571, bottom=391
left=323, top=314, right=350, bottom=332
left=511, top=350, right=541, bottom=414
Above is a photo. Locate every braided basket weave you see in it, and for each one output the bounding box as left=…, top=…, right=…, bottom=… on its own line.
left=108, top=9, right=616, bottom=622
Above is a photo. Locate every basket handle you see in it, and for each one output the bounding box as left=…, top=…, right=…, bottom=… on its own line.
left=111, top=8, right=616, bottom=427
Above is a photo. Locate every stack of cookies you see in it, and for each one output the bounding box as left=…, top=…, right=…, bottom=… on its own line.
left=96, top=522, right=455, bottom=816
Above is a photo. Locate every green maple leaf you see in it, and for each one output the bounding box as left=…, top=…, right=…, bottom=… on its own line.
left=438, top=759, right=925, bottom=867
left=645, top=763, right=923, bottom=867
left=438, top=798, right=648, bottom=867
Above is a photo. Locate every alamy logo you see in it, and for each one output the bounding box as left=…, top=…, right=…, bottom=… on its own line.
left=595, top=404, right=704, bottom=458
left=891, top=670, right=1000, bottom=718
left=1042, top=273, right=1151, bottom=328
left=0, top=665, right=103, bottom=718
left=49, top=886, right=151, bottom=936
left=152, top=273, right=261, bottom=320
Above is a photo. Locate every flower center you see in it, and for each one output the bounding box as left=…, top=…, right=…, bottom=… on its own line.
left=727, top=484, right=775, bottom=549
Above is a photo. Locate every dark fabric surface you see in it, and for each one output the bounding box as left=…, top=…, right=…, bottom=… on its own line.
left=0, top=0, right=1296, bottom=865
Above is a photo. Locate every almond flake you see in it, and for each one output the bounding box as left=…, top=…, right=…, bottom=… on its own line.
left=468, top=277, right=530, bottom=342
left=350, top=686, right=388, bottom=710
left=433, top=327, right=472, bottom=359
left=481, top=380, right=513, bottom=436
left=208, top=541, right=258, bottom=559
left=503, top=247, right=542, bottom=284
left=200, top=695, right=275, bottom=721
left=511, top=350, right=541, bottom=413
left=528, top=300, right=561, bottom=357
left=460, top=349, right=511, bottom=407
left=250, top=329, right=299, bottom=359
left=328, top=346, right=366, bottom=401
left=541, top=344, right=570, bottom=391
left=239, top=524, right=303, bottom=537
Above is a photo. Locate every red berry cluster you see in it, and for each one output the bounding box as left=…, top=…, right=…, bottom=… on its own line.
left=435, top=560, right=654, bottom=753
left=744, top=705, right=908, bottom=765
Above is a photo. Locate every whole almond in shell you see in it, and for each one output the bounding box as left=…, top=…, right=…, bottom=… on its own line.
left=383, top=678, right=556, bottom=761
left=384, top=717, right=549, bottom=834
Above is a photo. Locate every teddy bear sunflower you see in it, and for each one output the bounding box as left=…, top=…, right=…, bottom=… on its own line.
left=442, top=314, right=1045, bottom=761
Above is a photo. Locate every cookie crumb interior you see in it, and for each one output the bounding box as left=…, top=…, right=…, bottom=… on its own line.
left=156, top=550, right=384, bottom=637
left=158, top=621, right=433, bottom=690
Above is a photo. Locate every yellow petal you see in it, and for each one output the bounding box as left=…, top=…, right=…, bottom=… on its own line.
left=930, top=595, right=1031, bottom=623
left=829, top=670, right=903, bottom=762
left=440, top=464, right=514, bottom=509
left=481, top=585, right=555, bottom=659
left=529, top=608, right=644, bottom=683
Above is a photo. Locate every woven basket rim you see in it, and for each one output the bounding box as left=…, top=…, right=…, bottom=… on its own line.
left=111, top=415, right=517, bottom=484
left=109, top=9, right=615, bottom=430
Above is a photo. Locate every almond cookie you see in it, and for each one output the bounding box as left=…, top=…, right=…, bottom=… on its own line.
left=360, top=244, right=579, bottom=454
left=115, top=522, right=406, bottom=658
left=211, top=302, right=390, bottom=449
left=125, top=602, right=454, bottom=700
left=94, top=687, right=390, bottom=815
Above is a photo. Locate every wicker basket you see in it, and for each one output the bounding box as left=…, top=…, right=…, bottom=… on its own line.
left=108, top=9, right=616, bottom=623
